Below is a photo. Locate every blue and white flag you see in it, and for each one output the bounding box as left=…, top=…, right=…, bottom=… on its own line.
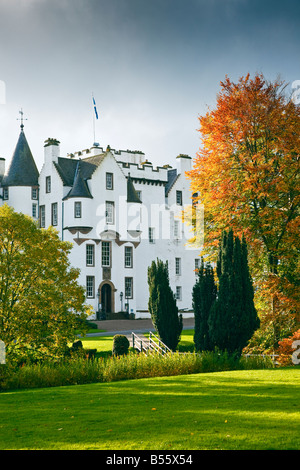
left=93, top=96, right=98, bottom=119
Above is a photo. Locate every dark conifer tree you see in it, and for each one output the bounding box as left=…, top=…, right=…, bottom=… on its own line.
left=148, top=259, right=183, bottom=351
left=208, top=229, right=260, bottom=355
left=193, top=258, right=217, bottom=352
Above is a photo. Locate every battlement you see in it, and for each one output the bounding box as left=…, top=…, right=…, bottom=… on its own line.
left=118, top=160, right=169, bottom=182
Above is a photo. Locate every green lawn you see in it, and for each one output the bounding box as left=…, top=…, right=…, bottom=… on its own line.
left=0, top=368, right=299, bottom=450
left=81, top=329, right=195, bottom=356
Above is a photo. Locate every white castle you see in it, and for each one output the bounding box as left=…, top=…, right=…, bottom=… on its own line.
left=0, top=123, right=202, bottom=320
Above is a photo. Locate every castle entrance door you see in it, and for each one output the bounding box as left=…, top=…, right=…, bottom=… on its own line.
left=101, top=283, right=112, bottom=314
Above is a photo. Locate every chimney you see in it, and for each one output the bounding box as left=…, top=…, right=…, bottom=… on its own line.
left=44, top=138, right=60, bottom=165
left=176, top=154, right=192, bottom=175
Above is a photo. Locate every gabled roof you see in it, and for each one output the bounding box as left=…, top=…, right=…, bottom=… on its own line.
left=127, top=173, right=142, bottom=203
left=2, top=130, right=39, bottom=187
left=54, top=156, right=100, bottom=186
left=64, top=161, right=93, bottom=200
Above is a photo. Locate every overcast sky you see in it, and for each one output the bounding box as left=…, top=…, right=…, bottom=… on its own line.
left=0, top=0, right=299, bottom=171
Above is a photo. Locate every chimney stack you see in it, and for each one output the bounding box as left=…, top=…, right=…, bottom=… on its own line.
left=44, top=138, right=60, bottom=165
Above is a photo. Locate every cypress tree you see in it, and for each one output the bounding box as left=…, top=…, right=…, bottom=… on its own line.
left=239, top=235, right=260, bottom=346
left=193, top=258, right=217, bottom=352
left=148, top=259, right=183, bottom=351
left=208, top=229, right=260, bottom=355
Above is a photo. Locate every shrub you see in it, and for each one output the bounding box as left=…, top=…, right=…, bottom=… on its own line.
left=64, top=340, right=97, bottom=360
left=112, top=335, right=130, bottom=356
left=0, top=350, right=275, bottom=391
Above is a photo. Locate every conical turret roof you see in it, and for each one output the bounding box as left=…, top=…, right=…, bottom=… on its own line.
left=2, top=130, right=39, bottom=186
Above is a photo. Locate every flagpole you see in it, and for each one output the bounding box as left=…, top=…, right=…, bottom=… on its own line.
left=92, top=93, right=99, bottom=145
left=92, top=93, right=96, bottom=144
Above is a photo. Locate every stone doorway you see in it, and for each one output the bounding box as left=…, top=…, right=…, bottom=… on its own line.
left=98, top=280, right=116, bottom=315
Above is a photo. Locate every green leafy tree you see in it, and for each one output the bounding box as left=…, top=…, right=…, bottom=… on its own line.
left=208, top=229, right=260, bottom=355
left=0, top=205, right=90, bottom=362
left=148, top=259, right=182, bottom=351
left=193, top=258, right=217, bottom=352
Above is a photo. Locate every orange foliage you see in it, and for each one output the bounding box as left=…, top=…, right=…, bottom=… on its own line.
left=187, top=73, right=300, bottom=328
left=277, top=329, right=300, bottom=366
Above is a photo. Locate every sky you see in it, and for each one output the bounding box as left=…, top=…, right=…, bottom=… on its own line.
left=0, top=0, right=300, bottom=171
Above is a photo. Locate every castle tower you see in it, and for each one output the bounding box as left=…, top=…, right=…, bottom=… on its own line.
left=1, top=114, right=39, bottom=219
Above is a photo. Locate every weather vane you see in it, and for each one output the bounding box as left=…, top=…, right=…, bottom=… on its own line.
left=17, top=108, right=28, bottom=130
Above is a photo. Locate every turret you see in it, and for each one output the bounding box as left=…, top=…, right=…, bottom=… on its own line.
left=1, top=124, right=39, bottom=218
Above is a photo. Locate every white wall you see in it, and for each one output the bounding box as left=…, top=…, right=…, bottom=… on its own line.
left=2, top=186, right=39, bottom=221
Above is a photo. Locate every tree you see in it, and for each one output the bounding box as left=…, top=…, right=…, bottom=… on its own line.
left=208, top=230, right=260, bottom=355
left=277, top=329, right=300, bottom=366
left=148, top=259, right=182, bottom=351
left=193, top=258, right=217, bottom=352
left=0, top=205, right=90, bottom=362
left=187, top=73, right=300, bottom=346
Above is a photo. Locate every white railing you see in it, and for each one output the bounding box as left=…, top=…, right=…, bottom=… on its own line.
left=131, top=331, right=171, bottom=355
left=149, top=332, right=172, bottom=355
left=243, top=353, right=279, bottom=364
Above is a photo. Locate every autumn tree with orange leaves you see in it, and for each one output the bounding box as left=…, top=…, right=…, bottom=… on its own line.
left=188, top=73, right=300, bottom=350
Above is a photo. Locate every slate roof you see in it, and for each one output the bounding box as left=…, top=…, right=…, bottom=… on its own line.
left=165, top=168, right=178, bottom=195
left=54, top=156, right=101, bottom=187
left=55, top=151, right=141, bottom=202
left=2, top=130, right=39, bottom=187
left=127, top=173, right=142, bottom=203
left=64, top=161, right=93, bottom=200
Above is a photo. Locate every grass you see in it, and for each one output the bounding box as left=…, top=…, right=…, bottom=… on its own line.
left=80, top=329, right=195, bottom=357
left=81, top=334, right=115, bottom=356
left=0, top=368, right=299, bottom=450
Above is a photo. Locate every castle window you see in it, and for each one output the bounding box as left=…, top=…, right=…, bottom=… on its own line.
left=125, top=246, right=133, bottom=268
left=46, top=176, right=51, bottom=193
left=195, top=258, right=200, bottom=274
left=106, top=173, right=113, bottom=190
left=74, top=201, right=82, bottom=218
left=86, top=244, right=95, bottom=266
left=86, top=276, right=95, bottom=298
left=176, top=190, right=182, bottom=205
left=149, top=227, right=155, bottom=244
left=125, top=277, right=133, bottom=299
left=3, top=188, right=8, bottom=200
left=101, top=241, right=111, bottom=267
left=175, top=286, right=182, bottom=300
left=32, top=203, right=37, bottom=219
left=40, top=205, right=45, bottom=228
left=175, top=257, right=181, bottom=275
left=31, top=188, right=38, bottom=200
left=192, top=192, right=199, bottom=207
left=105, top=201, right=114, bottom=224
left=51, top=203, right=58, bottom=226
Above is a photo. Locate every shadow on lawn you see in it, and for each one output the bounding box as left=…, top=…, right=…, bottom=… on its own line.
left=1, top=370, right=299, bottom=450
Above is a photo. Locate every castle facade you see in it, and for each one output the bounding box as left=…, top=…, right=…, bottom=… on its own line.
left=0, top=126, right=201, bottom=319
